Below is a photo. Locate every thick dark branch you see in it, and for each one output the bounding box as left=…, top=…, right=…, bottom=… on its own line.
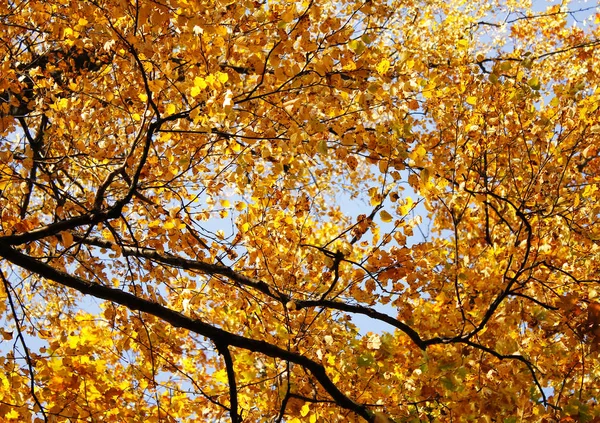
left=0, top=243, right=373, bottom=422
left=275, top=383, right=292, bottom=423
left=216, top=344, right=240, bottom=423
left=0, top=207, right=124, bottom=245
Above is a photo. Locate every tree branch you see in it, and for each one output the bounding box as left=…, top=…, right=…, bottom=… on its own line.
left=0, top=242, right=374, bottom=422
left=216, top=343, right=240, bottom=423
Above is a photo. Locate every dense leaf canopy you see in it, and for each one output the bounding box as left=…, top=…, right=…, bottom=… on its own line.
left=1, top=0, right=600, bottom=421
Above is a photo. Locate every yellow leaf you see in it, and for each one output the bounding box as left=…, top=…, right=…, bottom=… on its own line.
left=215, top=25, right=228, bottom=36
left=466, top=96, right=477, bottom=105
left=0, top=372, right=9, bottom=393
left=380, top=210, right=393, bottom=223
left=317, top=139, right=328, bottom=155
left=166, top=103, right=176, bottom=114
left=376, top=58, right=391, bottom=75
left=421, top=168, right=430, bottom=186
left=5, top=409, right=19, bottom=419
left=194, top=77, right=207, bottom=89
left=213, top=369, right=228, bottom=383
left=205, top=74, right=216, bottom=85
left=0, top=174, right=11, bottom=191
left=327, top=354, right=335, bottom=366
left=61, top=231, right=74, bottom=248
left=410, top=145, right=426, bottom=161
left=456, top=39, right=468, bottom=50
left=132, top=113, right=141, bottom=121
left=348, top=39, right=365, bottom=55
left=300, top=403, right=310, bottom=417
left=217, top=72, right=229, bottom=83
left=281, top=7, right=295, bottom=23
left=528, top=76, right=541, bottom=90
left=102, top=229, right=115, bottom=241
left=53, top=98, right=69, bottom=110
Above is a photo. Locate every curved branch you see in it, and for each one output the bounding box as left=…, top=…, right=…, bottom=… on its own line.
left=0, top=242, right=374, bottom=422
left=69, top=234, right=428, bottom=349
left=70, top=233, right=283, bottom=303
left=296, top=298, right=427, bottom=350
left=0, top=207, right=124, bottom=245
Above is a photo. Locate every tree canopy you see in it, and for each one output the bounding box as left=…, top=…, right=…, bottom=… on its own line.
left=1, top=0, right=600, bottom=421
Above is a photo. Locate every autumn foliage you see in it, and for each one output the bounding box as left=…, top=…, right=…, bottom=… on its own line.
left=1, top=0, right=600, bottom=421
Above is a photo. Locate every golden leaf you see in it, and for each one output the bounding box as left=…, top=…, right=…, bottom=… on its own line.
left=380, top=210, right=393, bottom=223
left=61, top=231, right=74, bottom=248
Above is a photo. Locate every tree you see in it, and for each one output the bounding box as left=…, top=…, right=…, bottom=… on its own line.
left=0, top=0, right=599, bottom=421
